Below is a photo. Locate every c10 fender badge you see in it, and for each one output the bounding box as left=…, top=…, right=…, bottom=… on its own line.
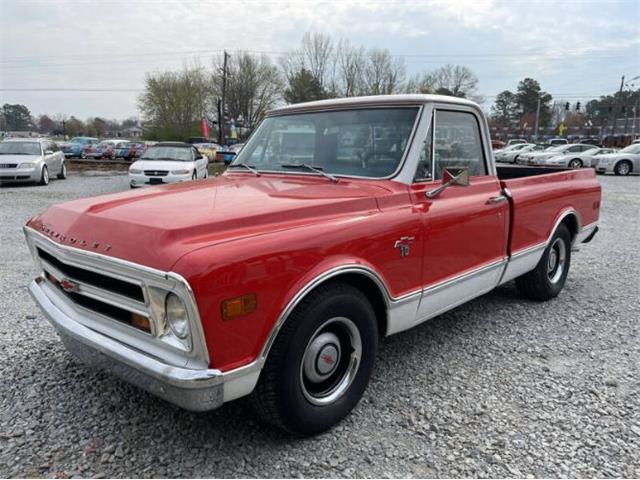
left=394, top=236, right=415, bottom=257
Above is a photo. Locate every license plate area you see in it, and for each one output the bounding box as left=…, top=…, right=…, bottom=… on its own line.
left=149, top=178, right=163, bottom=185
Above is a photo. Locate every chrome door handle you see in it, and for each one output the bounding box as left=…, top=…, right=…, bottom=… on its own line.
left=486, top=195, right=507, bottom=204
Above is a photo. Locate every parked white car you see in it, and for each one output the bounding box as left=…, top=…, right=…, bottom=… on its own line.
left=578, top=148, right=617, bottom=169
left=542, top=146, right=601, bottom=168
left=595, top=144, right=640, bottom=175
left=128, top=142, right=209, bottom=188
left=494, top=143, right=534, bottom=163
left=517, top=144, right=598, bottom=166
left=0, top=138, right=66, bottom=185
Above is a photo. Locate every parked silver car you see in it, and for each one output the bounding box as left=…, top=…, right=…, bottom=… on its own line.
left=0, top=138, right=67, bottom=185
left=494, top=143, right=535, bottom=163
left=595, top=144, right=640, bottom=175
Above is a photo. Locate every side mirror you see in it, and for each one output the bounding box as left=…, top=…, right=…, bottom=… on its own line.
left=426, top=167, right=470, bottom=199
left=44, top=150, right=54, bottom=155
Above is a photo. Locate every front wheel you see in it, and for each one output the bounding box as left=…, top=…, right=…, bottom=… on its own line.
left=192, top=171, right=197, bottom=181
left=251, top=282, right=378, bottom=436
left=57, top=162, right=67, bottom=179
left=516, top=223, right=571, bottom=301
left=568, top=159, right=583, bottom=169
left=614, top=160, right=632, bottom=176
left=39, top=165, right=49, bottom=186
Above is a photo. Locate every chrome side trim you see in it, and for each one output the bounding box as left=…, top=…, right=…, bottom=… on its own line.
left=575, top=221, right=598, bottom=244
left=499, top=243, right=546, bottom=285
left=390, top=259, right=507, bottom=334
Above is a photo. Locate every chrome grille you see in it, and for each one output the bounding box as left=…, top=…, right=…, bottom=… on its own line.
left=144, top=170, right=169, bottom=177
left=35, top=247, right=151, bottom=333
left=0, top=163, right=18, bottom=168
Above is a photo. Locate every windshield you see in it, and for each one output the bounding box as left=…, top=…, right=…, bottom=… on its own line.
left=0, top=142, right=41, bottom=155
left=546, top=145, right=567, bottom=152
left=141, top=146, right=192, bottom=161
left=620, top=144, right=640, bottom=154
left=233, top=108, right=419, bottom=178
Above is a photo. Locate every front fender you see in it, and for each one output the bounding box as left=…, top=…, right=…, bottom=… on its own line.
left=171, top=219, right=396, bottom=372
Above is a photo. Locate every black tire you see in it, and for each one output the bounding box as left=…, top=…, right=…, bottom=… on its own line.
left=516, top=223, right=572, bottom=301
left=568, top=158, right=583, bottom=169
left=57, top=162, right=67, bottom=180
left=192, top=171, right=197, bottom=180
left=251, top=282, right=378, bottom=436
left=614, top=160, right=632, bottom=176
left=39, top=165, right=49, bottom=186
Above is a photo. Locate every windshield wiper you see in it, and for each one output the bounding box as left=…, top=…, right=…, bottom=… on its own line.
left=228, top=163, right=260, bottom=176
left=280, top=163, right=338, bottom=182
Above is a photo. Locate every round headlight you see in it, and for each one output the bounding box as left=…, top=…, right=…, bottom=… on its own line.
left=165, top=293, right=189, bottom=339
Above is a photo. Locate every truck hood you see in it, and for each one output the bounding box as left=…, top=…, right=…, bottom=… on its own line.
left=27, top=173, right=387, bottom=271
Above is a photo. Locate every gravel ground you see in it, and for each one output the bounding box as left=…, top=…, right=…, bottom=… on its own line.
left=0, top=171, right=638, bottom=478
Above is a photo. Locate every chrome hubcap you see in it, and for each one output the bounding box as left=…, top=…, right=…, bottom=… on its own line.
left=547, top=238, right=566, bottom=283
left=618, top=163, right=630, bottom=175
left=570, top=160, right=580, bottom=169
left=300, top=317, right=362, bottom=406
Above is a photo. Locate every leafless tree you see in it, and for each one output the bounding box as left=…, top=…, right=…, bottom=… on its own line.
left=281, top=33, right=337, bottom=96
left=426, top=64, right=479, bottom=98
left=363, top=49, right=405, bottom=95
left=213, top=52, right=282, bottom=126
left=336, top=40, right=367, bottom=97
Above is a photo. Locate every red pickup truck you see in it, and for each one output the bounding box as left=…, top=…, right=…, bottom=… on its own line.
left=25, top=95, right=601, bottom=435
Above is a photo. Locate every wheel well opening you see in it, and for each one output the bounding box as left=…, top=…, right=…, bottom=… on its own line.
left=561, top=214, right=579, bottom=242
left=325, top=273, right=388, bottom=338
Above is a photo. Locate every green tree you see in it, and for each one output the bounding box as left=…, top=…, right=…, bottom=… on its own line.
left=515, top=78, right=553, bottom=127
left=284, top=68, right=327, bottom=104
left=1, top=104, right=32, bottom=130
left=138, top=66, right=213, bottom=141
left=491, top=90, right=519, bottom=125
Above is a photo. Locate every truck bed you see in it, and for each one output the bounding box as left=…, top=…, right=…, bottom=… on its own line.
left=498, top=166, right=601, bottom=256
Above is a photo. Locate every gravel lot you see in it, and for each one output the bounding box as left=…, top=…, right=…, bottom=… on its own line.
left=1, top=170, right=638, bottom=478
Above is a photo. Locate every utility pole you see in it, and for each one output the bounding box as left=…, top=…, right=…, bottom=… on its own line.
left=609, top=75, right=625, bottom=146
left=534, top=96, right=541, bottom=141
left=219, top=50, right=230, bottom=145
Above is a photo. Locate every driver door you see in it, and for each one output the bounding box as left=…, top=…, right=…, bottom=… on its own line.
left=410, top=108, right=509, bottom=323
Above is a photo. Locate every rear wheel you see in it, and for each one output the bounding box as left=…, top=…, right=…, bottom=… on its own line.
left=516, top=223, right=571, bottom=301
left=614, top=160, right=632, bottom=176
left=251, top=282, right=378, bottom=436
left=39, top=165, right=49, bottom=186
left=57, top=162, right=67, bottom=180
left=568, top=159, right=583, bottom=169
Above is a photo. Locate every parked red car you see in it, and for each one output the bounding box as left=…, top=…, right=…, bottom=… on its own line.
left=25, top=95, right=601, bottom=435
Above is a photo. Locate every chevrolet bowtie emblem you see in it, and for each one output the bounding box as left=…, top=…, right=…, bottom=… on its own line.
left=394, top=236, right=415, bottom=257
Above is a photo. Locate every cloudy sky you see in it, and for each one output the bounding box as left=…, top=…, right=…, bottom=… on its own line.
left=1, top=0, right=638, bottom=120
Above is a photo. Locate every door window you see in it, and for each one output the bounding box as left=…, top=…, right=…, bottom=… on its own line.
left=433, top=110, right=487, bottom=179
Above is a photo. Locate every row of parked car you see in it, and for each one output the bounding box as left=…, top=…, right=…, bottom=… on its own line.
left=59, top=137, right=148, bottom=160
left=493, top=141, right=640, bottom=175
left=58, top=136, right=246, bottom=165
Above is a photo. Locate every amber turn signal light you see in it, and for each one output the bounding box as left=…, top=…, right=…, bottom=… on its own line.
left=222, top=293, right=257, bottom=321
left=130, top=313, right=151, bottom=332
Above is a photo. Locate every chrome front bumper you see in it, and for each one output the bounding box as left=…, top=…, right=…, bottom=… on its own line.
left=29, top=277, right=226, bottom=411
